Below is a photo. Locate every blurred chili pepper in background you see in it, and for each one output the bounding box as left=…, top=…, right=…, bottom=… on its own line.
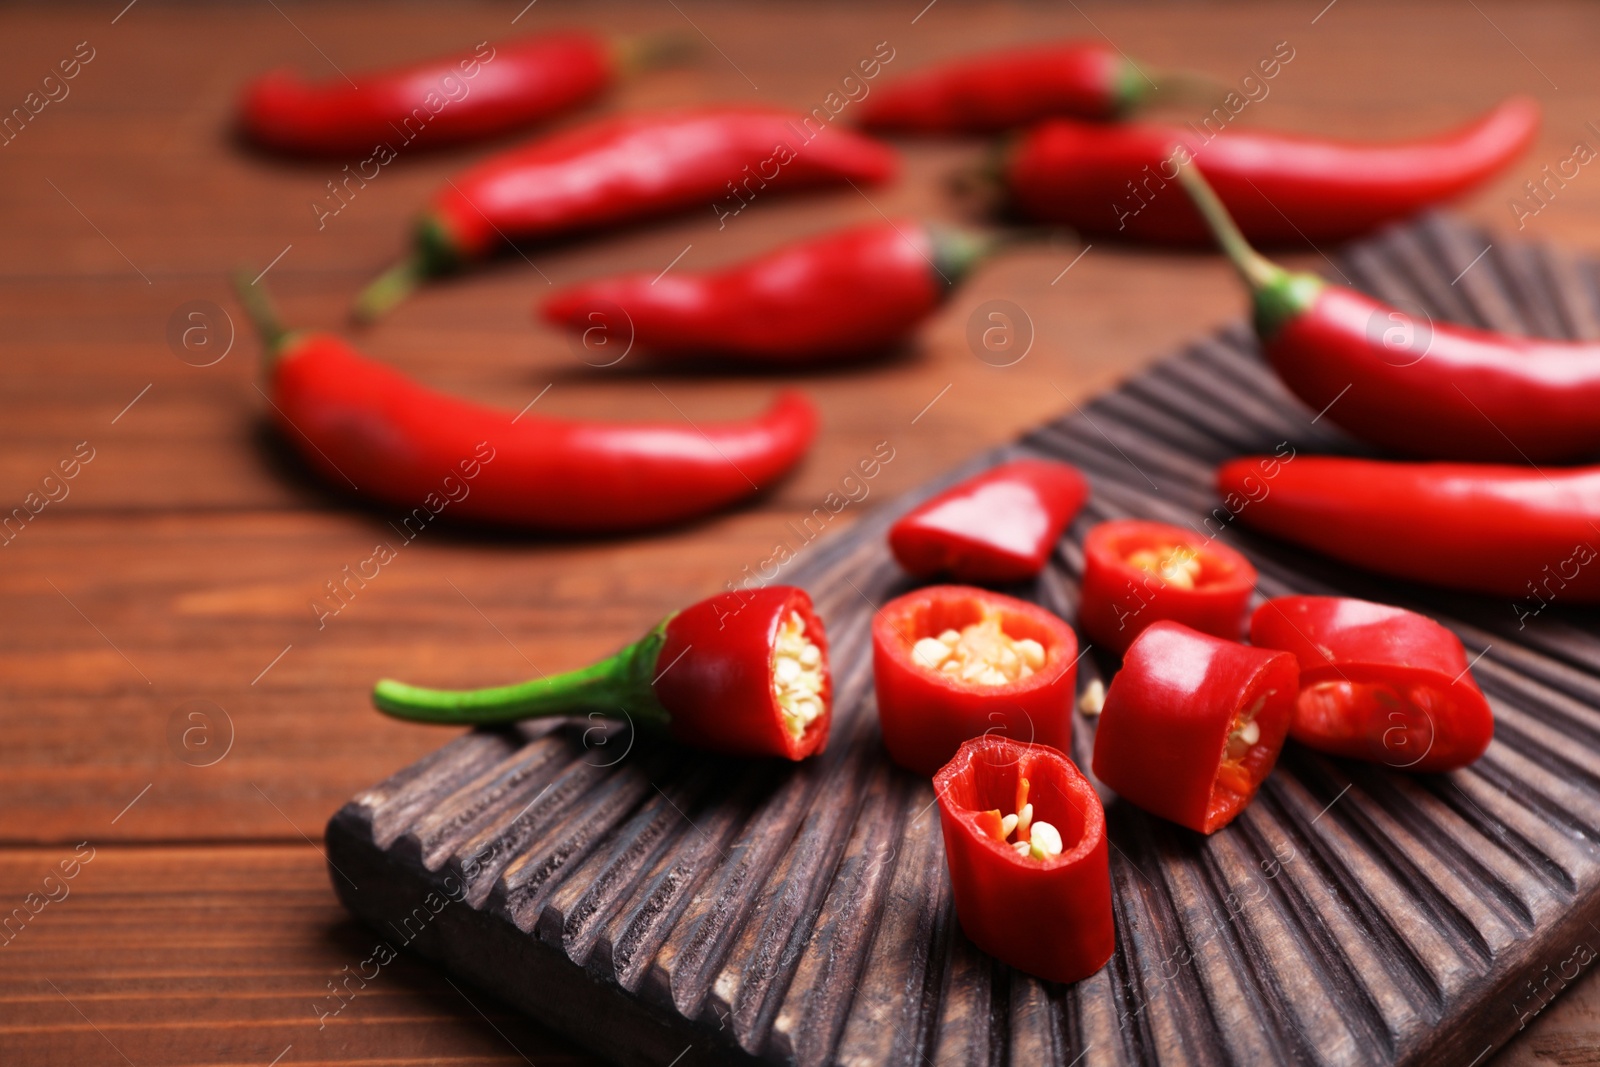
left=238, top=31, right=686, bottom=157
left=1216, top=455, right=1600, bottom=602
left=234, top=275, right=816, bottom=532
left=1001, top=96, right=1537, bottom=244
left=858, top=39, right=1215, bottom=134
left=355, top=106, right=899, bottom=320
left=542, top=219, right=994, bottom=365
left=888, top=459, right=1087, bottom=583
left=374, top=586, right=833, bottom=760
left=1179, top=159, right=1600, bottom=462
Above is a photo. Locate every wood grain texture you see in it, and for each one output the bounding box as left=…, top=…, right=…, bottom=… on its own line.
left=329, top=214, right=1600, bottom=1066
left=8, top=1, right=1600, bottom=1063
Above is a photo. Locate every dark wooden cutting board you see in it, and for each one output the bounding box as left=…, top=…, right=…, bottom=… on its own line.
left=326, top=213, right=1600, bottom=1067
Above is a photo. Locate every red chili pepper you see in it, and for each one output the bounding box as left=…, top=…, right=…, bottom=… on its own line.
left=888, top=459, right=1088, bottom=582
left=1216, top=455, right=1600, bottom=603
left=541, top=219, right=992, bottom=365
left=933, top=735, right=1114, bottom=983
left=1078, top=519, right=1257, bottom=656
left=872, top=586, right=1077, bottom=776
left=355, top=106, right=899, bottom=320
left=233, top=276, right=815, bottom=533
left=1003, top=96, right=1537, bottom=244
left=238, top=32, right=678, bottom=157
left=1092, top=621, right=1297, bottom=834
left=373, top=586, right=832, bottom=760
left=1178, top=162, right=1599, bottom=463
left=858, top=40, right=1209, bottom=134
left=1250, top=596, right=1492, bottom=773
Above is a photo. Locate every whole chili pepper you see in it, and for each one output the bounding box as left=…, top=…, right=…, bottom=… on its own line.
left=933, top=735, right=1114, bottom=983
left=1216, top=455, right=1600, bottom=604
left=1002, top=96, right=1537, bottom=244
left=355, top=106, right=899, bottom=321
left=1250, top=596, right=1493, bottom=773
left=238, top=32, right=684, bottom=158
left=233, top=275, right=816, bottom=533
left=1092, top=621, right=1297, bottom=834
left=373, top=586, right=832, bottom=760
left=1078, top=519, right=1257, bottom=656
left=858, top=40, right=1215, bottom=134
left=542, top=219, right=995, bottom=365
left=872, top=586, right=1078, bottom=777
left=1179, top=160, right=1600, bottom=463
left=888, top=459, right=1088, bottom=583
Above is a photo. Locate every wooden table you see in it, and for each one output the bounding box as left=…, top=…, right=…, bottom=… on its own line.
left=3, top=2, right=1597, bottom=1063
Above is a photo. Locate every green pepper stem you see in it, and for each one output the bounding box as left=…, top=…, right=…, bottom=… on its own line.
left=230, top=269, right=296, bottom=367
left=1117, top=67, right=1230, bottom=115
left=372, top=618, right=674, bottom=728
left=613, top=31, right=697, bottom=74
left=1173, top=158, right=1323, bottom=339
left=351, top=258, right=423, bottom=325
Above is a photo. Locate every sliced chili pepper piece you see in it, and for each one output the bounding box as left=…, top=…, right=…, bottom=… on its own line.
left=1092, top=621, right=1296, bottom=834
left=237, top=32, right=683, bottom=157
left=1178, top=157, right=1600, bottom=463
left=934, top=736, right=1114, bottom=983
left=1215, top=455, right=1600, bottom=603
left=373, top=586, right=831, bottom=760
left=858, top=40, right=1213, bottom=134
left=889, top=459, right=1088, bottom=583
left=542, top=219, right=992, bottom=365
left=234, top=276, right=815, bottom=533
left=1078, top=519, right=1256, bottom=656
left=1003, top=96, right=1537, bottom=244
left=1249, top=596, right=1492, bottom=773
left=872, top=586, right=1077, bottom=776
left=355, top=106, right=899, bottom=321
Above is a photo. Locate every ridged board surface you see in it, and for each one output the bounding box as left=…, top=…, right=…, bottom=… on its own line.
left=327, top=213, right=1600, bottom=1067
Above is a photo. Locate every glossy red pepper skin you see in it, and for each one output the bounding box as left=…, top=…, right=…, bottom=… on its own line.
left=234, top=279, right=816, bottom=533
left=859, top=41, right=1142, bottom=134
left=1250, top=597, right=1492, bottom=773
left=889, top=459, right=1088, bottom=582
left=357, top=106, right=899, bottom=320
left=934, top=736, right=1114, bottom=983
left=872, top=586, right=1078, bottom=777
left=542, top=219, right=983, bottom=365
left=1216, top=456, right=1600, bottom=603
left=1092, top=621, right=1297, bottom=834
left=1174, top=158, right=1600, bottom=463
left=239, top=33, right=613, bottom=157
left=1078, top=520, right=1257, bottom=656
left=1005, top=97, right=1538, bottom=244
left=373, top=586, right=832, bottom=761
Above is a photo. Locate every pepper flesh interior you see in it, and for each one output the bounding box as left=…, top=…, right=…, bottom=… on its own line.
left=1127, top=544, right=1203, bottom=590
left=1216, top=694, right=1266, bottom=793
left=909, top=617, right=1046, bottom=687
left=773, top=611, right=826, bottom=738
left=983, top=777, right=1064, bottom=861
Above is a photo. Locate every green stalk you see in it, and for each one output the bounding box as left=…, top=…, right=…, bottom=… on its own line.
left=372, top=618, right=674, bottom=728
left=613, top=31, right=697, bottom=74
left=229, top=270, right=301, bottom=367
left=1172, top=158, right=1322, bottom=339
left=1114, top=65, right=1230, bottom=116
left=351, top=214, right=461, bottom=325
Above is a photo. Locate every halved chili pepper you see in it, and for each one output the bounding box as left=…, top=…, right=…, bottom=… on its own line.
left=933, top=735, right=1114, bottom=983
left=542, top=218, right=992, bottom=365
left=858, top=40, right=1213, bottom=134
left=1091, top=620, right=1297, bottom=834
left=1002, top=96, right=1537, bottom=244
left=1216, top=455, right=1600, bottom=603
left=1178, top=159, right=1600, bottom=463
left=373, top=586, right=831, bottom=760
left=872, top=586, right=1077, bottom=776
left=1078, top=519, right=1257, bottom=656
left=355, top=106, right=899, bottom=321
left=888, top=459, right=1088, bottom=582
left=233, top=275, right=815, bottom=533
left=1250, top=596, right=1492, bottom=773
left=238, top=32, right=682, bottom=158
